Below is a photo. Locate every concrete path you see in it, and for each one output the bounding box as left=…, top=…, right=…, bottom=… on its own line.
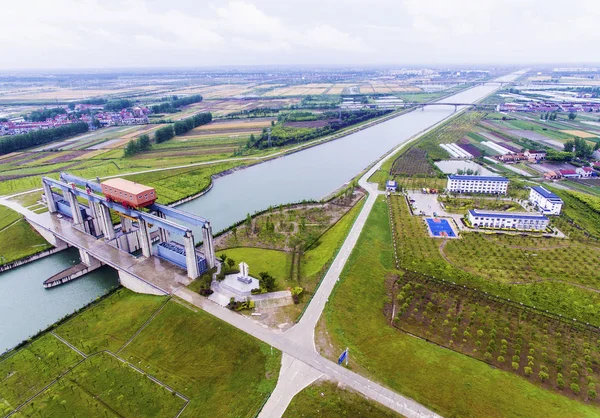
left=175, top=287, right=442, bottom=418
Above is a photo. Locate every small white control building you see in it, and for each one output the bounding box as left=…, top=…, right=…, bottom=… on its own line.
left=467, top=209, right=549, bottom=231
left=529, top=186, right=563, bottom=215
left=447, top=175, right=509, bottom=195
left=386, top=180, right=398, bottom=192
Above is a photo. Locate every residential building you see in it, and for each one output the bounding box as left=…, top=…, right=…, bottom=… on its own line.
left=525, top=150, right=546, bottom=161
left=529, top=186, right=563, bottom=215
left=558, top=169, right=579, bottom=178
left=447, top=175, right=509, bottom=194
left=576, top=167, right=594, bottom=178
left=467, top=209, right=549, bottom=231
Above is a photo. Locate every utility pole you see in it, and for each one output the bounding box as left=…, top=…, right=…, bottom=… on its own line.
left=267, top=127, right=272, bottom=148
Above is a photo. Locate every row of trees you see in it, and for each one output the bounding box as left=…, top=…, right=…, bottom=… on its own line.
left=26, top=107, right=67, bottom=122
left=124, top=134, right=151, bottom=157
left=564, top=137, right=599, bottom=159
left=0, top=122, right=89, bottom=155
left=104, top=99, right=134, bottom=111
left=541, top=112, right=557, bottom=121
left=150, top=95, right=203, bottom=114
left=155, top=112, right=212, bottom=144
left=251, top=109, right=391, bottom=148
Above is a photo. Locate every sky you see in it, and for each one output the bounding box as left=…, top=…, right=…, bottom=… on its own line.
left=1, top=0, right=600, bottom=69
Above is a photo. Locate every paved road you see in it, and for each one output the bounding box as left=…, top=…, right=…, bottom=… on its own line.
left=175, top=288, right=441, bottom=418
left=259, top=95, right=493, bottom=417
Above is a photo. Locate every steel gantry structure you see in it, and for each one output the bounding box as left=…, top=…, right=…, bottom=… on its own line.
left=41, top=173, right=216, bottom=279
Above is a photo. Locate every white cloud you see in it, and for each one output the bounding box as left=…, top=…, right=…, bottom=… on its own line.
left=0, top=0, right=599, bottom=68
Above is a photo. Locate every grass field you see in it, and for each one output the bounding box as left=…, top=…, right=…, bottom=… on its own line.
left=216, top=198, right=364, bottom=307
left=120, top=300, right=281, bottom=418
left=12, top=352, right=186, bottom=418
left=216, top=248, right=293, bottom=289
left=284, top=381, right=401, bottom=417
left=55, top=289, right=168, bottom=354
left=0, top=334, right=82, bottom=414
left=0, top=206, right=51, bottom=266
left=322, top=196, right=600, bottom=417
left=1, top=290, right=281, bottom=418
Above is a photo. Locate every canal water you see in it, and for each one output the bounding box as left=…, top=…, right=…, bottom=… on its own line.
left=0, top=73, right=522, bottom=353
left=0, top=247, right=119, bottom=353
left=178, top=78, right=520, bottom=234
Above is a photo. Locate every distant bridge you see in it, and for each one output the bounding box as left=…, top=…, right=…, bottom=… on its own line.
left=403, top=102, right=498, bottom=112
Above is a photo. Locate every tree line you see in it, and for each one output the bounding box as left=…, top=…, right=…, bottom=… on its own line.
left=104, top=99, right=134, bottom=111
left=124, top=134, right=151, bottom=157
left=155, top=112, right=212, bottom=144
left=26, top=107, right=67, bottom=122
left=0, top=122, right=89, bottom=155
left=564, top=137, right=599, bottom=159
left=125, top=112, right=212, bottom=156
left=151, top=95, right=203, bottom=114
left=249, top=109, right=391, bottom=148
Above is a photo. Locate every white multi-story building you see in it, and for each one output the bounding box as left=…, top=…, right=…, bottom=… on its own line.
left=447, top=175, right=509, bottom=194
left=529, top=186, right=563, bottom=215
left=467, top=209, right=549, bottom=231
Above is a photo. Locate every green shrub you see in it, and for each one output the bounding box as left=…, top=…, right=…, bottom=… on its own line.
left=571, top=383, right=580, bottom=395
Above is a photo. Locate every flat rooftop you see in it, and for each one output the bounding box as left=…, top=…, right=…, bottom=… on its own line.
left=101, top=178, right=154, bottom=195
left=448, top=175, right=508, bottom=182
left=469, top=209, right=548, bottom=221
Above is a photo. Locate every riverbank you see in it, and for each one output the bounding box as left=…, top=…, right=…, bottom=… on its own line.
left=0, top=242, right=68, bottom=273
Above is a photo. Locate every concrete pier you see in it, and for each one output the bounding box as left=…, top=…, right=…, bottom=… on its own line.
left=43, top=262, right=102, bottom=289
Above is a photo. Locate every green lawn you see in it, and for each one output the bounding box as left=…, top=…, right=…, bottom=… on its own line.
left=120, top=300, right=281, bottom=418
left=13, top=353, right=185, bottom=418
left=0, top=205, right=21, bottom=230
left=0, top=334, right=82, bottom=415
left=216, top=247, right=293, bottom=289
left=2, top=291, right=282, bottom=418
left=284, top=381, right=401, bottom=417
left=0, top=216, right=51, bottom=266
left=300, top=199, right=364, bottom=292
left=55, top=288, right=169, bottom=354
left=323, top=196, right=600, bottom=418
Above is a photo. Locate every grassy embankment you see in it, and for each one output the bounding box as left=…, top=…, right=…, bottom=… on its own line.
left=284, top=381, right=401, bottom=417
left=217, top=199, right=363, bottom=289
left=322, top=196, right=600, bottom=417
left=0, top=206, right=51, bottom=266
left=213, top=199, right=364, bottom=320
left=0, top=288, right=281, bottom=418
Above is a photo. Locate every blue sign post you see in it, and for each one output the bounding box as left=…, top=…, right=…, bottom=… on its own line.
left=337, top=347, right=349, bottom=366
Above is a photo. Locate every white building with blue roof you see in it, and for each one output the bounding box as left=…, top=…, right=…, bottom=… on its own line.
left=447, top=175, right=509, bottom=194
left=467, top=209, right=549, bottom=231
left=529, top=186, right=563, bottom=215
left=386, top=180, right=398, bottom=192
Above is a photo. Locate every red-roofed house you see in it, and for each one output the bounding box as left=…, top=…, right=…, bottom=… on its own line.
left=559, top=169, right=579, bottom=178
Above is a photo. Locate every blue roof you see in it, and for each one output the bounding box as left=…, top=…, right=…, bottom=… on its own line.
left=468, top=209, right=548, bottom=221
left=531, top=186, right=563, bottom=203
left=448, top=175, right=508, bottom=182
left=386, top=180, right=397, bottom=186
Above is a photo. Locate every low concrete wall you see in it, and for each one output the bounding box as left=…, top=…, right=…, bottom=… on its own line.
left=118, top=270, right=168, bottom=296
